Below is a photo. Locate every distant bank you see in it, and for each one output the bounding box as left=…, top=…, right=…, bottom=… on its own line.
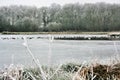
left=1, top=31, right=118, bottom=35
left=1, top=31, right=120, bottom=40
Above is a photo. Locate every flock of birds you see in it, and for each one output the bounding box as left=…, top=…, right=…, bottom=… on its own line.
left=0, top=36, right=46, bottom=40
left=0, top=34, right=55, bottom=41
left=0, top=34, right=109, bottom=40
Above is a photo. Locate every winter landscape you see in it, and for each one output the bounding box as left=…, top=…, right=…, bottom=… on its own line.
left=0, top=0, right=120, bottom=80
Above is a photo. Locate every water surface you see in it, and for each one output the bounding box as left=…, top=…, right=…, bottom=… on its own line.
left=0, top=35, right=120, bottom=67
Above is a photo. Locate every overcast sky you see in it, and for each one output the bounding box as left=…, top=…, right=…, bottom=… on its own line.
left=0, top=0, right=120, bottom=7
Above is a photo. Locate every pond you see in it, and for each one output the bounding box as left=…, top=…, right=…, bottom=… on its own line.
left=0, top=35, right=120, bottom=67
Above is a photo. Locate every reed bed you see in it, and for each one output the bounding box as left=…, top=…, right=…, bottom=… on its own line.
left=54, top=36, right=110, bottom=40
left=0, top=61, right=120, bottom=80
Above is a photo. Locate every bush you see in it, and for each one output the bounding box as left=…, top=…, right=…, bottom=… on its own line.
left=61, top=63, right=81, bottom=72
left=46, top=22, right=62, bottom=31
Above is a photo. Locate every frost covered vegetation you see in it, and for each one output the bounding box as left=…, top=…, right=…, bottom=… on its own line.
left=0, top=62, right=120, bottom=80
left=0, top=3, right=120, bottom=32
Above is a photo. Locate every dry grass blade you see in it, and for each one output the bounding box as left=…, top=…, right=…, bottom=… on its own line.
left=72, top=61, right=86, bottom=80
left=48, top=64, right=62, bottom=80
left=23, top=36, right=47, bottom=80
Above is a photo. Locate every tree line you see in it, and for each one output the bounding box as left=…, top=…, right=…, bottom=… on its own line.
left=0, top=3, right=120, bottom=32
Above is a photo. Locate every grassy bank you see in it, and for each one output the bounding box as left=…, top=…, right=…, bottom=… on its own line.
left=1, top=31, right=117, bottom=35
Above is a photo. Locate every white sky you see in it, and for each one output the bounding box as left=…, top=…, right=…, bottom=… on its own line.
left=0, top=0, right=120, bottom=7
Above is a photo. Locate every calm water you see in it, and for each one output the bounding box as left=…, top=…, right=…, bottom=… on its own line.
left=0, top=35, right=120, bottom=67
